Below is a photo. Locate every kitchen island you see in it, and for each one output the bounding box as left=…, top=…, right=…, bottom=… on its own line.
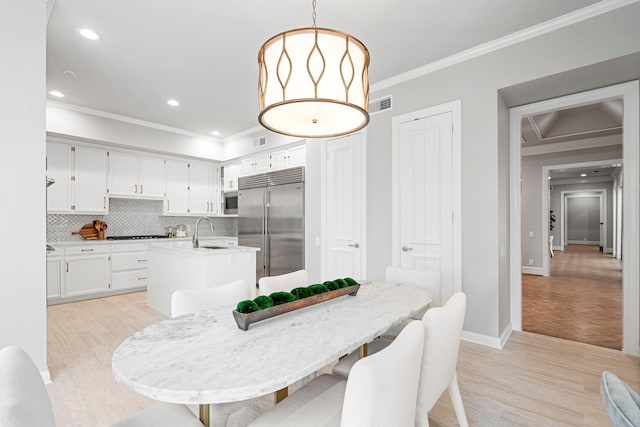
left=147, top=241, right=259, bottom=316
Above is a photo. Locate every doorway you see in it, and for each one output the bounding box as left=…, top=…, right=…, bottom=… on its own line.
left=510, top=81, right=640, bottom=356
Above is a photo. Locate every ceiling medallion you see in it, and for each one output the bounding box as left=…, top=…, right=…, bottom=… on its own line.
left=258, top=0, right=370, bottom=138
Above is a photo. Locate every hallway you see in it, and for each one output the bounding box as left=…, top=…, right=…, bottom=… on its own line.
left=522, top=244, right=622, bottom=349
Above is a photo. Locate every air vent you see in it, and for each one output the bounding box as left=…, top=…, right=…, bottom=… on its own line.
left=369, top=95, right=392, bottom=115
left=253, top=136, right=267, bottom=147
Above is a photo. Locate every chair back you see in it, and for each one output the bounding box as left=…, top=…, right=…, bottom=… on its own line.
left=0, top=346, right=56, bottom=427
left=385, top=266, right=441, bottom=306
left=601, top=371, right=640, bottom=427
left=341, top=321, right=424, bottom=427
left=171, top=279, right=251, bottom=318
left=258, top=269, right=309, bottom=296
left=415, top=292, right=467, bottom=426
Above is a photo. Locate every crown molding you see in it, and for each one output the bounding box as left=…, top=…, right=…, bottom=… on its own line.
left=521, top=134, right=622, bottom=156
left=46, top=101, right=221, bottom=142
left=224, top=125, right=265, bottom=143
left=370, top=0, right=640, bottom=93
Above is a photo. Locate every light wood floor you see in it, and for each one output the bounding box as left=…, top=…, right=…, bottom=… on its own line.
left=46, top=291, right=639, bottom=427
left=522, top=244, right=622, bottom=350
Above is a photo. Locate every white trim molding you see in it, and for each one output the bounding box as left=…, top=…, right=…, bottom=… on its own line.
left=522, top=134, right=621, bottom=157
left=462, top=323, right=512, bottom=350
left=521, top=267, right=545, bottom=276
left=510, top=81, right=640, bottom=356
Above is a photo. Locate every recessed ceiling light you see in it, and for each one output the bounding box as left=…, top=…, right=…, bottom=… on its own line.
left=167, top=99, right=180, bottom=107
left=79, top=28, right=101, bottom=41
left=211, top=130, right=221, bottom=136
left=580, top=173, right=587, bottom=177
left=49, top=90, right=65, bottom=98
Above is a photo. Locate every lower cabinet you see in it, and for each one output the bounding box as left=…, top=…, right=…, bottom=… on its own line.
left=46, top=256, right=63, bottom=299
left=65, top=252, right=111, bottom=297
left=111, top=244, right=149, bottom=291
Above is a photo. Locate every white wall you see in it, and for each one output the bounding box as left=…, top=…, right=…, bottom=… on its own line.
left=521, top=145, right=621, bottom=268
left=365, top=3, right=640, bottom=338
left=0, top=0, right=48, bottom=373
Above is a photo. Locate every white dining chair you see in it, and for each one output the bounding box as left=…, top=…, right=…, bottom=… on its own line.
left=247, top=320, right=425, bottom=427
left=0, top=346, right=203, bottom=427
left=332, top=292, right=469, bottom=427
left=258, top=269, right=309, bottom=296
left=171, top=278, right=251, bottom=318
left=385, top=266, right=441, bottom=306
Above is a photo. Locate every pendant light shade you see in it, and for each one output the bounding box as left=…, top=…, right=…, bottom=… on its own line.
left=258, top=27, right=370, bottom=138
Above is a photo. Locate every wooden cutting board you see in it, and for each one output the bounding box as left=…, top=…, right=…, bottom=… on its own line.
left=72, top=223, right=99, bottom=240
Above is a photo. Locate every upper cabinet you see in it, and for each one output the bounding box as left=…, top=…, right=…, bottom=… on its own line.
left=238, top=144, right=306, bottom=178
left=47, top=141, right=108, bottom=214
left=164, top=160, right=219, bottom=216
left=108, top=151, right=164, bottom=199
left=223, top=164, right=241, bottom=192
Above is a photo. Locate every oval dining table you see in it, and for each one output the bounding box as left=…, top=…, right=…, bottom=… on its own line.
left=112, top=280, right=433, bottom=426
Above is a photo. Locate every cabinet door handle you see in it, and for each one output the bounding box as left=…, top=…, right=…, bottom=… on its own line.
left=402, top=246, right=413, bottom=252
left=134, top=184, right=138, bottom=193
left=348, top=243, right=360, bottom=248
left=66, top=262, right=69, bottom=272
left=140, top=184, right=143, bottom=194
left=167, top=200, right=170, bottom=211
left=103, top=196, right=106, bottom=209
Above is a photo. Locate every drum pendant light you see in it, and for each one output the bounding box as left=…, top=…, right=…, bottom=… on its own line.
left=258, top=0, right=370, bottom=138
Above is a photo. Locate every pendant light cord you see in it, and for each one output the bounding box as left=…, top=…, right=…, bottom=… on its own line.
left=312, top=0, right=317, bottom=28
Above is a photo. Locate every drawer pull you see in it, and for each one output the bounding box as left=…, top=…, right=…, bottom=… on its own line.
left=137, top=259, right=148, bottom=262
left=81, top=248, right=94, bottom=252
left=138, top=277, right=148, bottom=281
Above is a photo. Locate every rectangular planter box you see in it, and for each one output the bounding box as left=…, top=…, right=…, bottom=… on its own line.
left=233, top=284, right=360, bottom=331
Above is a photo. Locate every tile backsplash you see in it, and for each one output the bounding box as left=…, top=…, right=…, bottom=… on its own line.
left=47, top=198, right=237, bottom=242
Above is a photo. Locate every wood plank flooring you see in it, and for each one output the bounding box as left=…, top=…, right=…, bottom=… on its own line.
left=522, top=244, right=622, bottom=350
left=46, top=290, right=639, bottom=426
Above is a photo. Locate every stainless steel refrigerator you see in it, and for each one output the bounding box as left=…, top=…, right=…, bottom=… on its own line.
left=238, top=167, right=304, bottom=283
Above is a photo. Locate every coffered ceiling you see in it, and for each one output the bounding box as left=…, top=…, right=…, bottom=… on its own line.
left=46, top=0, right=602, bottom=140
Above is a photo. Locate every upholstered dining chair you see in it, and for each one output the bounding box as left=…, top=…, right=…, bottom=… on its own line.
left=332, top=292, right=469, bottom=427
left=258, top=269, right=310, bottom=296
left=171, top=278, right=251, bottom=318
left=601, top=371, right=640, bottom=427
left=247, top=320, right=425, bottom=427
left=0, top=346, right=203, bottom=427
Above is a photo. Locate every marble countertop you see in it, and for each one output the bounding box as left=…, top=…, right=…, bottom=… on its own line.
left=148, top=241, right=259, bottom=255
left=111, top=281, right=432, bottom=405
left=47, top=236, right=238, bottom=247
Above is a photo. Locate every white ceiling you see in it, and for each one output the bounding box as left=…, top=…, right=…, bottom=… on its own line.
left=46, top=0, right=601, bottom=140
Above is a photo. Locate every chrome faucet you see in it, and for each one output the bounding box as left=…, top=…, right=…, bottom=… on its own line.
left=193, top=217, right=215, bottom=248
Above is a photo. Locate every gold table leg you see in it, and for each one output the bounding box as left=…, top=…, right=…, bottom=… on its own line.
left=359, top=342, right=368, bottom=358
left=199, top=404, right=210, bottom=427
left=274, top=387, right=289, bottom=404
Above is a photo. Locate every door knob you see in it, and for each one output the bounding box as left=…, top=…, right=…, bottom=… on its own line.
left=402, top=246, right=413, bottom=252
left=348, top=243, right=360, bottom=248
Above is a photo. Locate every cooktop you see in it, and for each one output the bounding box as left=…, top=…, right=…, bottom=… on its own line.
left=106, top=235, right=169, bottom=240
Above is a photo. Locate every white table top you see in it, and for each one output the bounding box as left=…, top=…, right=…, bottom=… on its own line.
left=111, top=281, right=432, bottom=405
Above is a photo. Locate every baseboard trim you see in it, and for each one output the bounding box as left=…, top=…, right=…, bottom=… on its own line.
left=605, top=247, right=614, bottom=254
left=41, top=369, right=52, bottom=384
left=521, top=266, right=545, bottom=276
left=462, top=330, right=504, bottom=349
left=567, top=240, right=600, bottom=245
left=552, top=245, right=563, bottom=251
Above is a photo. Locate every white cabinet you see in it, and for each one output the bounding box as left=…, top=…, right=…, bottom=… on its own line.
left=47, top=142, right=108, bottom=214
left=47, top=141, right=73, bottom=212
left=164, top=160, right=190, bottom=215
left=223, top=164, right=241, bottom=192
left=111, top=243, right=149, bottom=291
left=46, top=256, right=63, bottom=299
left=64, top=246, right=111, bottom=297
left=108, top=151, right=164, bottom=199
left=189, top=162, right=219, bottom=215
left=241, top=153, right=271, bottom=175
left=74, top=146, right=109, bottom=213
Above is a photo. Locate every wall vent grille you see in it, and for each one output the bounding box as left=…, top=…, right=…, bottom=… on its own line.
left=369, top=95, right=392, bottom=115
left=253, top=136, right=267, bottom=147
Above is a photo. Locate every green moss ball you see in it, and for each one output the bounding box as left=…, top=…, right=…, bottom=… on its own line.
left=270, top=291, right=296, bottom=305
left=307, top=284, right=330, bottom=295
left=236, top=300, right=260, bottom=313
left=253, top=295, right=274, bottom=310
left=323, top=281, right=339, bottom=291
left=334, top=278, right=348, bottom=288
left=344, top=277, right=358, bottom=286
left=291, top=287, right=313, bottom=300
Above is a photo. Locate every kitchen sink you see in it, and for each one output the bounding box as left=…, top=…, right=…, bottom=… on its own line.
left=201, top=245, right=229, bottom=249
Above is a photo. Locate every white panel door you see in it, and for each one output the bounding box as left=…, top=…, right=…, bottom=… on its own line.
left=398, top=112, right=453, bottom=296
left=138, top=156, right=165, bottom=199
left=325, top=133, right=363, bottom=280
left=108, top=151, right=138, bottom=197
left=74, top=145, right=108, bottom=213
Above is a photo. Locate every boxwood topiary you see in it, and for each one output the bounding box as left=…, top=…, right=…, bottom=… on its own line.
left=323, top=280, right=339, bottom=291
left=344, top=277, right=358, bottom=286
left=236, top=300, right=260, bottom=313
left=334, top=278, right=348, bottom=288
left=270, top=291, right=296, bottom=305
left=291, top=287, right=313, bottom=300
left=254, top=295, right=274, bottom=310
left=307, top=283, right=330, bottom=295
